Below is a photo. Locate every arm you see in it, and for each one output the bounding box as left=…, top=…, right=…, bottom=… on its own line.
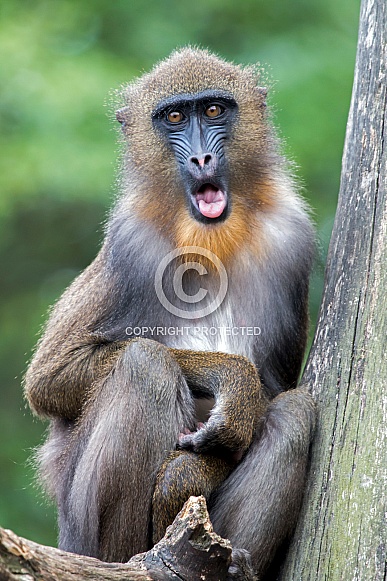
left=24, top=253, right=128, bottom=420
left=170, top=349, right=269, bottom=455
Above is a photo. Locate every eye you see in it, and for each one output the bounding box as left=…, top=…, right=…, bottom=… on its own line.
left=167, top=110, right=184, bottom=123
left=205, top=104, right=224, bottom=118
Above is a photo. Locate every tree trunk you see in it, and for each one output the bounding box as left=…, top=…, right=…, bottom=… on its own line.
left=279, top=0, right=387, bottom=578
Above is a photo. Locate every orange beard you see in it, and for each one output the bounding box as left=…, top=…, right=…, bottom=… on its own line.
left=174, top=199, right=252, bottom=267
left=135, top=179, right=277, bottom=269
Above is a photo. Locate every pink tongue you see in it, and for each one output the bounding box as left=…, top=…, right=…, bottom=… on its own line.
left=196, top=187, right=226, bottom=218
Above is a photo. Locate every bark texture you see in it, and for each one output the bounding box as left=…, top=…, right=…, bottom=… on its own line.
left=279, top=0, right=387, bottom=578
left=0, top=496, right=257, bottom=581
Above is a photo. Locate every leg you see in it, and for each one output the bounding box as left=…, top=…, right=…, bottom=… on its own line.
left=152, top=351, right=268, bottom=543
left=152, top=451, right=232, bottom=544
left=39, top=339, right=195, bottom=562
left=209, top=387, right=316, bottom=578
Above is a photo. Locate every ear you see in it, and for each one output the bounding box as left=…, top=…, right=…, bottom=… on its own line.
left=116, top=106, right=130, bottom=127
left=257, top=87, right=267, bottom=107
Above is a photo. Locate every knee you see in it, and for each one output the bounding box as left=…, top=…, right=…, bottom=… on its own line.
left=117, top=339, right=187, bottom=404
left=263, top=388, right=316, bottom=455
left=121, top=338, right=175, bottom=374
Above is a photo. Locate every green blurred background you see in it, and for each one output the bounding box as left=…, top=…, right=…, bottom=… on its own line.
left=0, top=0, right=360, bottom=547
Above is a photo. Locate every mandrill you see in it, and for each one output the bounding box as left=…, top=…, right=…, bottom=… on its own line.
left=25, top=48, right=316, bottom=579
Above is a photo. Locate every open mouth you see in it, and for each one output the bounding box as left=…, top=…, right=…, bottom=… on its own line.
left=191, top=184, right=228, bottom=219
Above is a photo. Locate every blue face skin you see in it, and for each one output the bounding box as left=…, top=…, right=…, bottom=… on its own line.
left=152, top=90, right=238, bottom=224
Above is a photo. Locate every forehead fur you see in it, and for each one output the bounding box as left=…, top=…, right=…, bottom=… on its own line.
left=123, top=48, right=262, bottom=110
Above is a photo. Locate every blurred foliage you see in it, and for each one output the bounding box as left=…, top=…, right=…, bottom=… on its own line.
left=0, top=0, right=359, bottom=547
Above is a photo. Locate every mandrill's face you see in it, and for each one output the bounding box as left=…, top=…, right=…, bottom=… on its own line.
left=116, top=48, right=274, bottom=264
left=152, top=89, right=238, bottom=225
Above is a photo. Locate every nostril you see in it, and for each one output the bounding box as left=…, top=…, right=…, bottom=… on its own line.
left=189, top=153, right=213, bottom=169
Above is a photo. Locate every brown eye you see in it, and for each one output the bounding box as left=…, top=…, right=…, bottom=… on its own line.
left=205, top=104, right=224, bottom=118
left=167, top=111, right=183, bottom=123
